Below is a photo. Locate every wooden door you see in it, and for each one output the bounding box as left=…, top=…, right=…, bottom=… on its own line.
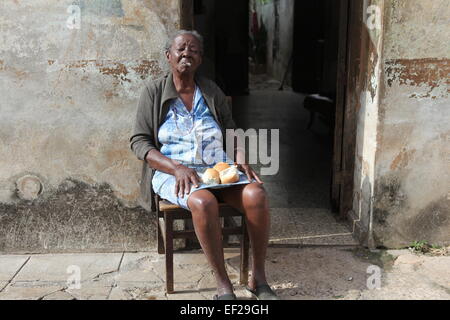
left=331, top=0, right=349, bottom=213
left=331, top=0, right=362, bottom=219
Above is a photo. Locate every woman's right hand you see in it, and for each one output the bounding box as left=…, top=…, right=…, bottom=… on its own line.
left=173, top=164, right=202, bottom=198
left=145, top=149, right=202, bottom=197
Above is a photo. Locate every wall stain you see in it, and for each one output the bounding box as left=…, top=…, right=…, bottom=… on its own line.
left=385, top=58, right=449, bottom=98
left=0, top=61, right=29, bottom=79
left=390, top=148, right=416, bottom=170
left=405, top=197, right=450, bottom=245
left=374, top=174, right=407, bottom=225
left=96, top=62, right=130, bottom=83
left=105, top=149, right=132, bottom=168
left=131, top=60, right=162, bottom=79
left=104, top=89, right=118, bottom=101
left=61, top=59, right=161, bottom=83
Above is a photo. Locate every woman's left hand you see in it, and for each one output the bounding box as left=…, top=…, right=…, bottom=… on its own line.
left=236, top=163, right=263, bottom=184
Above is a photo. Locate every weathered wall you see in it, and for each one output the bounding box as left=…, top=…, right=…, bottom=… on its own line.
left=252, top=0, right=294, bottom=83
left=349, top=0, right=385, bottom=248
left=372, top=0, right=450, bottom=247
left=0, top=0, right=180, bottom=253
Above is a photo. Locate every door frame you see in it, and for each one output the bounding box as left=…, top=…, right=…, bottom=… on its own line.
left=331, top=0, right=350, bottom=214
left=332, top=0, right=365, bottom=220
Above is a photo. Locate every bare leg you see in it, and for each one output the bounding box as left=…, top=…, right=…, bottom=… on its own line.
left=216, top=183, right=270, bottom=289
left=187, top=189, right=233, bottom=296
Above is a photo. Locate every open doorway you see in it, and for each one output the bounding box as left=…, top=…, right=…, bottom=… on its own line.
left=192, top=0, right=357, bottom=245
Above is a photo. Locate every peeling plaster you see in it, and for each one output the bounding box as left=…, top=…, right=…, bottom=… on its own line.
left=385, top=58, right=449, bottom=99
left=52, top=59, right=163, bottom=84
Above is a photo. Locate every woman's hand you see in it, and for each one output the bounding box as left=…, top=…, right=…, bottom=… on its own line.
left=236, top=163, right=263, bottom=184
left=173, top=164, right=202, bottom=197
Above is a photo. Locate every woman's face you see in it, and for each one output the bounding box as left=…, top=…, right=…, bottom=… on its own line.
left=166, top=34, right=202, bottom=76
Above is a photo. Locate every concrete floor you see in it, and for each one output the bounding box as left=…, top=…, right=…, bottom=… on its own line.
left=232, top=76, right=357, bottom=246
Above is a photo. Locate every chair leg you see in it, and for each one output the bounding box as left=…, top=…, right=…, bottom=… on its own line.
left=240, top=217, right=250, bottom=286
left=157, top=216, right=165, bottom=254
left=165, top=212, right=174, bottom=294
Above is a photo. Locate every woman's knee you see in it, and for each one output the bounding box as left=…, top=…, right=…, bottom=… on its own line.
left=242, top=183, right=269, bottom=209
left=188, top=190, right=219, bottom=215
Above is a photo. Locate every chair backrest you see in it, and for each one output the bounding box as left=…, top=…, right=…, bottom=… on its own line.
left=150, top=168, right=159, bottom=213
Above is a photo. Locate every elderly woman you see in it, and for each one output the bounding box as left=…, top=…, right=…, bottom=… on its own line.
left=130, top=30, right=279, bottom=300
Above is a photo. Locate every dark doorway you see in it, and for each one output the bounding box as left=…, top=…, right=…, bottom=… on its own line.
left=191, top=0, right=357, bottom=244
left=194, top=0, right=249, bottom=96
left=291, top=1, right=340, bottom=98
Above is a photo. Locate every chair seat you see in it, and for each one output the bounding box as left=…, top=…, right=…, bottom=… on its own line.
left=159, top=199, right=234, bottom=212
left=159, top=200, right=184, bottom=211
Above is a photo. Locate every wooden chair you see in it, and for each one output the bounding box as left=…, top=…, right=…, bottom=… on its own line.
left=154, top=192, right=249, bottom=294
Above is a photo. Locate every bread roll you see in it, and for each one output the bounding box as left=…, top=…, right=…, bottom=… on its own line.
left=213, top=162, right=230, bottom=172
left=202, top=168, right=220, bottom=185
left=219, top=166, right=240, bottom=184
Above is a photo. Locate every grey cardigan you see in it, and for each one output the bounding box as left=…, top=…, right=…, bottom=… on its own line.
left=129, top=72, right=237, bottom=212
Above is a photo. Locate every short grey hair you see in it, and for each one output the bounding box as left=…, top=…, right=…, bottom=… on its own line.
left=165, top=30, right=204, bottom=55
